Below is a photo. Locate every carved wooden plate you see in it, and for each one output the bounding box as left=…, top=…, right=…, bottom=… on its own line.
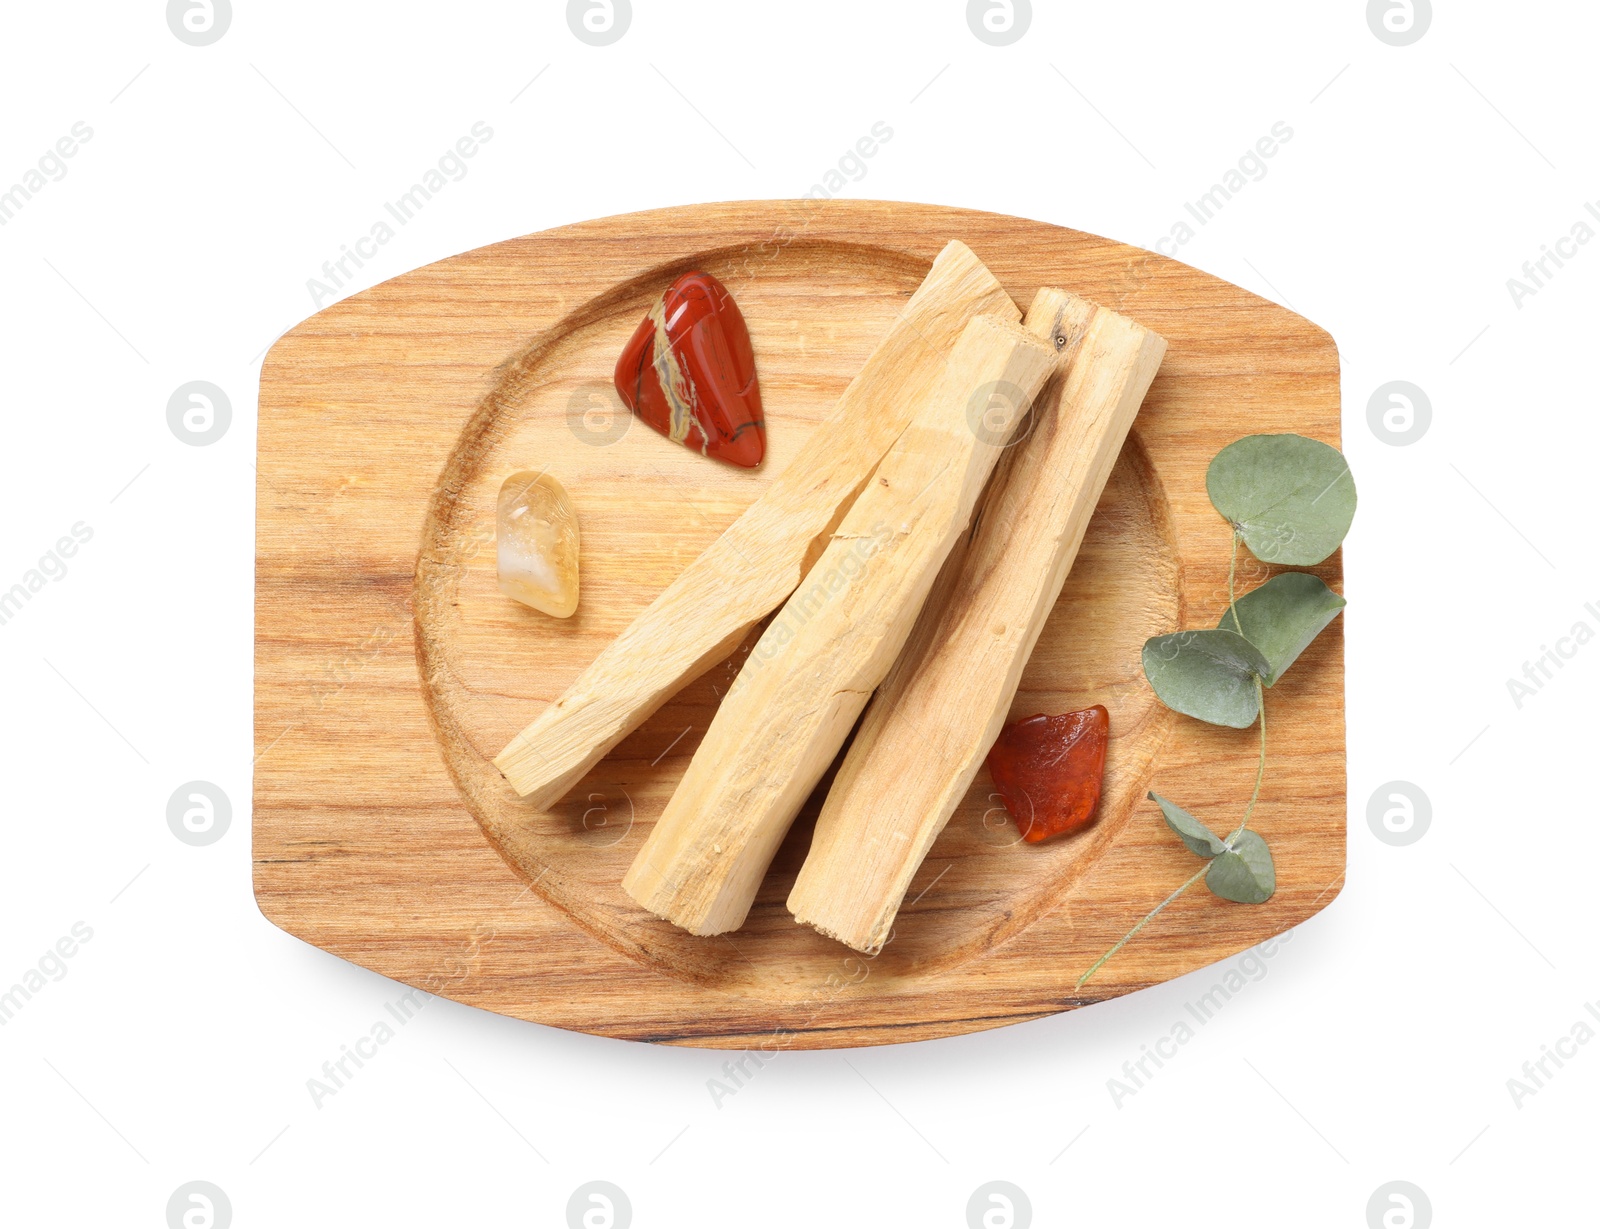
left=254, top=200, right=1344, bottom=1048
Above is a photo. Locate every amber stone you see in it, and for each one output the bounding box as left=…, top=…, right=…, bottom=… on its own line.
left=497, top=470, right=580, bottom=618
left=613, top=270, right=765, bottom=467
left=986, top=705, right=1110, bottom=843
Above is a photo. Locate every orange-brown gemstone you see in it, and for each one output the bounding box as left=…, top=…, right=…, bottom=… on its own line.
left=985, top=705, right=1110, bottom=843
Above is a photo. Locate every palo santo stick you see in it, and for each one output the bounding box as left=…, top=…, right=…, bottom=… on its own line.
left=495, top=241, right=1017, bottom=806
left=623, top=315, right=1057, bottom=935
left=788, top=289, right=1168, bottom=953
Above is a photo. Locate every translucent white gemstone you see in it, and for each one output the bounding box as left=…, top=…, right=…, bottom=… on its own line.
left=497, top=470, right=579, bottom=618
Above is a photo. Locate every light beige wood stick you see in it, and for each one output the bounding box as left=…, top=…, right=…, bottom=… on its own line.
left=788, top=289, right=1168, bottom=953
left=623, top=315, right=1058, bottom=934
left=495, top=241, right=1018, bottom=806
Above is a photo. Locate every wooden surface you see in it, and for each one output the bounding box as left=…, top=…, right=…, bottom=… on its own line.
left=495, top=240, right=1017, bottom=808
left=789, top=290, right=1167, bottom=954
left=254, top=200, right=1345, bottom=1049
left=623, top=314, right=1055, bottom=935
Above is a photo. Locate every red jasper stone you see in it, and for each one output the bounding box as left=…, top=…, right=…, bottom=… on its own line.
left=985, top=705, right=1110, bottom=844
left=614, top=270, right=765, bottom=468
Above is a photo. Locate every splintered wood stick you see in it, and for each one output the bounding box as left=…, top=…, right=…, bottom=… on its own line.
left=623, top=314, right=1058, bottom=935
left=495, top=241, right=1018, bottom=806
left=788, top=289, right=1168, bottom=953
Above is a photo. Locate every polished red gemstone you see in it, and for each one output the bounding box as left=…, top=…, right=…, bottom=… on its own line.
left=613, top=270, right=765, bottom=468
left=986, top=705, right=1110, bottom=844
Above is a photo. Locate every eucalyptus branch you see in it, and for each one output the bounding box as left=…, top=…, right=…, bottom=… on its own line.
left=1097, top=433, right=1353, bottom=994
left=1075, top=683, right=1269, bottom=991
left=1228, top=676, right=1267, bottom=844
left=1225, top=528, right=1243, bottom=633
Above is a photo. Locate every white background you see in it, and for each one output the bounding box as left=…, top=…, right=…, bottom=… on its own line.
left=1, top=2, right=1594, bottom=1226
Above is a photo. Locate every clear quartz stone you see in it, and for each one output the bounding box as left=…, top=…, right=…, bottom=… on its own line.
left=496, top=470, right=579, bottom=618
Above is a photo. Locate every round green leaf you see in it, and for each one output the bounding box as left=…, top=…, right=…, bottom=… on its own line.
left=1218, top=572, right=1347, bottom=686
left=1207, top=434, right=1357, bottom=566
left=1204, top=830, right=1276, bottom=904
left=1149, top=792, right=1227, bottom=858
left=1142, top=629, right=1269, bottom=729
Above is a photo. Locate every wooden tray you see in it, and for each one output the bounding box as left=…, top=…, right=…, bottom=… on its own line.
left=254, top=200, right=1344, bottom=1049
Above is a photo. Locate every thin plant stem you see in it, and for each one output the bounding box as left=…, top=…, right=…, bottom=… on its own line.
left=1075, top=863, right=1209, bottom=991
left=1225, top=528, right=1243, bottom=633
left=1228, top=676, right=1268, bottom=843
left=1077, top=677, right=1270, bottom=991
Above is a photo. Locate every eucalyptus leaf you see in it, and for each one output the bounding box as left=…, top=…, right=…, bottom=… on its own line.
left=1205, top=830, right=1276, bottom=904
left=1142, top=629, right=1270, bottom=729
left=1207, top=434, right=1356, bottom=566
left=1218, top=572, right=1347, bottom=686
left=1150, top=792, right=1228, bottom=858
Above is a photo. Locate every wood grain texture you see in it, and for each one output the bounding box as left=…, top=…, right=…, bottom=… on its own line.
left=254, top=200, right=1345, bottom=1050
left=494, top=240, right=1018, bottom=807
left=623, top=315, right=1056, bottom=935
left=788, top=290, right=1167, bottom=953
